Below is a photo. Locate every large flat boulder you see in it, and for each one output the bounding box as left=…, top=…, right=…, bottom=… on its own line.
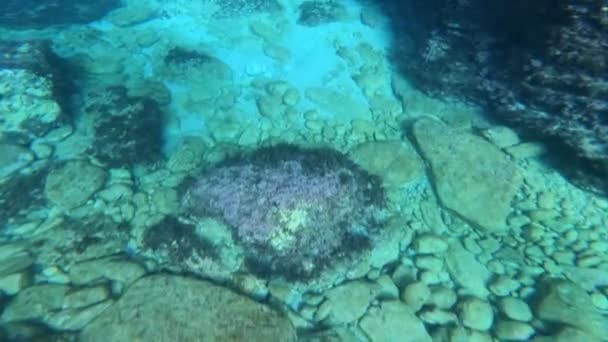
left=412, top=118, right=522, bottom=232
left=80, top=274, right=297, bottom=342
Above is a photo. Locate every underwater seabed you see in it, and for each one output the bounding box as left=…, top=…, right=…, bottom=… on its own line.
left=0, top=0, right=607, bottom=341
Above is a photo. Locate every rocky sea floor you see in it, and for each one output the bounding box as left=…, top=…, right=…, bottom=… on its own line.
left=0, top=0, right=607, bottom=341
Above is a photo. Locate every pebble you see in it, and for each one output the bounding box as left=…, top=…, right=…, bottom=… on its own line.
left=552, top=251, right=575, bottom=265
left=577, top=255, right=602, bottom=268
left=419, top=309, right=457, bottom=325
left=414, top=235, right=448, bottom=254
left=415, top=256, right=444, bottom=272
left=459, top=298, right=494, bottom=331
left=486, top=260, right=506, bottom=275
left=499, top=297, right=533, bottom=322
left=0, top=271, right=31, bottom=295
left=494, top=320, right=535, bottom=341
left=419, top=271, right=442, bottom=285
left=429, top=287, right=457, bottom=309
left=489, top=276, right=521, bottom=297
left=391, top=264, right=417, bottom=288
left=536, top=192, right=556, bottom=210
left=589, top=241, right=608, bottom=253
left=591, top=292, right=608, bottom=310
left=374, top=275, right=399, bottom=300
left=400, top=282, right=430, bottom=312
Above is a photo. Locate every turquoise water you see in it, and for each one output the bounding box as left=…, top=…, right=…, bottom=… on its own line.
left=0, top=0, right=607, bottom=341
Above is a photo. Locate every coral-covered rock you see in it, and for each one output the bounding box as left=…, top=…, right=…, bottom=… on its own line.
left=82, top=87, right=164, bottom=167
left=182, top=144, right=386, bottom=278
left=0, top=0, right=120, bottom=28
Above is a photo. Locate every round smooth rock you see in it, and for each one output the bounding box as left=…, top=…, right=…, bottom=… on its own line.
left=459, top=298, right=494, bottom=331
left=499, top=297, right=533, bottom=322
left=400, top=282, right=430, bottom=312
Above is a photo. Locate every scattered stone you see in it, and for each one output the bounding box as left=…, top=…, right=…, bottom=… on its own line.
left=324, top=280, right=378, bottom=325
left=80, top=275, right=296, bottom=341
left=359, top=301, right=432, bottom=342
left=46, top=300, right=114, bottom=331
left=67, top=257, right=146, bottom=287
left=499, top=297, right=533, bottom=322
left=349, top=140, right=424, bottom=187
left=401, top=282, right=431, bottom=312
left=419, top=309, right=457, bottom=325
left=1, top=284, right=69, bottom=322
left=562, top=266, right=608, bottom=291
left=0, top=144, right=34, bottom=179
left=430, top=286, right=457, bottom=309
left=63, top=285, right=111, bottom=309
left=415, top=255, right=444, bottom=272
left=459, top=297, right=494, bottom=331
left=412, top=118, right=522, bottom=232
left=591, top=292, right=608, bottom=310
left=489, top=276, right=521, bottom=297
left=414, top=234, right=449, bottom=254
left=375, top=275, right=399, bottom=300
left=505, top=142, right=546, bottom=160
left=481, top=126, right=521, bottom=148
left=0, top=246, right=34, bottom=278
left=0, top=271, right=31, bottom=295
left=44, top=161, right=106, bottom=209
left=445, top=241, right=491, bottom=298
left=535, top=279, right=608, bottom=339
left=494, top=320, right=535, bottom=341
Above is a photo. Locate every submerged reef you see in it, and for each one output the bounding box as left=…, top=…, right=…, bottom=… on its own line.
left=81, top=87, right=164, bottom=168
left=387, top=0, right=608, bottom=192
left=0, top=0, right=121, bottom=29
left=182, top=144, right=386, bottom=278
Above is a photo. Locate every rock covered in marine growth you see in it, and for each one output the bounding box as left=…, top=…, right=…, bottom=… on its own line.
left=389, top=0, right=608, bottom=192
left=182, top=144, right=386, bottom=279
left=0, top=0, right=120, bottom=28
left=82, top=86, right=164, bottom=167
left=0, top=40, right=68, bottom=142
